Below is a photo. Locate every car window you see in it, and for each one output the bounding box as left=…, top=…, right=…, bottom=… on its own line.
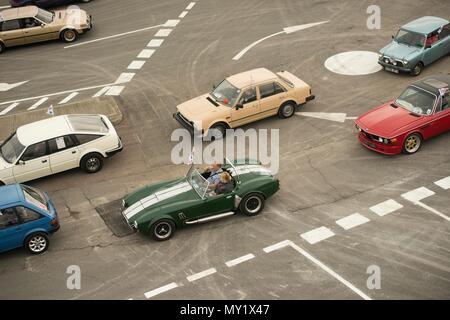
left=238, top=87, right=257, bottom=105
left=48, top=135, right=76, bottom=154
left=259, top=82, right=285, bottom=99
left=274, top=82, right=286, bottom=94
left=1, top=19, right=21, bottom=32
left=438, top=23, right=450, bottom=40
left=441, top=93, right=449, bottom=111
left=22, top=18, right=40, bottom=29
left=74, top=134, right=102, bottom=145
left=0, top=208, right=20, bottom=230
left=15, top=206, right=42, bottom=224
left=21, top=141, right=47, bottom=161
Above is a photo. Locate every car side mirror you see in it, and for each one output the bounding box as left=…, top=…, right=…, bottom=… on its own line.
left=18, top=160, right=25, bottom=165
left=391, top=35, right=394, bottom=39
left=212, top=84, right=216, bottom=90
left=235, top=103, right=243, bottom=110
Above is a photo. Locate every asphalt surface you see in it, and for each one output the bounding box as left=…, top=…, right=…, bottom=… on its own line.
left=0, top=0, right=449, bottom=300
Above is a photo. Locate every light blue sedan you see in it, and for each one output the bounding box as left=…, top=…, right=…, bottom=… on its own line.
left=379, top=16, right=450, bottom=76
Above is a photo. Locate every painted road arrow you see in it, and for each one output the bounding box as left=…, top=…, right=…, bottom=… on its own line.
left=296, top=112, right=357, bottom=123
left=232, top=21, right=329, bottom=61
left=0, top=81, right=29, bottom=92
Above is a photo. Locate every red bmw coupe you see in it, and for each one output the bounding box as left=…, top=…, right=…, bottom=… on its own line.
left=355, top=75, right=450, bottom=155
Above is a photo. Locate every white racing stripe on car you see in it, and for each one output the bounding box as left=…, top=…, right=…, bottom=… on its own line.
left=231, top=165, right=272, bottom=176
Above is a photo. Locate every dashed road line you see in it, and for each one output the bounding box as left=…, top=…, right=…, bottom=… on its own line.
left=115, top=73, right=136, bottom=84
left=154, top=29, right=172, bottom=37
left=92, top=86, right=112, bottom=98
left=186, top=2, right=196, bottom=10
left=335, top=213, right=370, bottom=230
left=434, top=176, right=450, bottom=190
left=27, top=97, right=49, bottom=110
left=179, top=11, right=188, bottom=18
left=301, top=226, right=335, bottom=244
left=225, top=254, right=255, bottom=267
left=144, top=282, right=179, bottom=299
left=137, top=49, right=155, bottom=59
left=147, top=39, right=164, bottom=47
left=58, top=92, right=79, bottom=104
left=127, top=60, right=146, bottom=70
left=369, top=199, right=403, bottom=217
left=0, top=102, right=19, bottom=116
left=164, top=19, right=180, bottom=27
left=401, top=187, right=450, bottom=222
left=105, top=86, right=125, bottom=96
left=187, top=268, right=217, bottom=282
left=263, top=240, right=291, bottom=253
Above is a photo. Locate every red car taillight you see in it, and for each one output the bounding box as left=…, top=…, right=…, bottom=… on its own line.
left=50, top=218, right=59, bottom=227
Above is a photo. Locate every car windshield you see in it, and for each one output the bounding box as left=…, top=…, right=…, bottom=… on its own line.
left=394, top=29, right=425, bottom=48
left=21, top=185, right=48, bottom=212
left=36, top=8, right=54, bottom=24
left=0, top=132, right=25, bottom=164
left=211, top=80, right=240, bottom=107
left=395, top=86, right=436, bottom=115
left=186, top=165, right=210, bottom=199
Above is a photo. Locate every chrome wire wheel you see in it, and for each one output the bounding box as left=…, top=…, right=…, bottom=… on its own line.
left=86, top=157, right=100, bottom=172
left=404, top=134, right=421, bottom=154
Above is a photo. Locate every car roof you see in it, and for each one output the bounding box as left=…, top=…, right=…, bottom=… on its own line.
left=227, top=68, right=278, bottom=89
left=0, top=184, right=22, bottom=207
left=401, top=16, right=449, bottom=34
left=0, top=6, right=39, bottom=21
left=413, top=74, right=450, bottom=96
left=16, top=115, right=72, bottom=146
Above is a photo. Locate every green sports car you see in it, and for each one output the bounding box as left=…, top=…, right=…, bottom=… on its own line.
left=121, top=159, right=280, bottom=241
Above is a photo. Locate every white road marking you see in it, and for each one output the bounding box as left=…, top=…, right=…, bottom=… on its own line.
left=115, top=72, right=135, bottom=84
left=105, top=86, right=125, bottom=96
left=288, top=242, right=372, bottom=300
left=296, top=112, right=354, bottom=123
left=164, top=19, right=180, bottom=27
left=144, top=282, right=178, bottom=299
left=335, top=213, right=370, bottom=230
left=127, top=60, right=146, bottom=70
left=186, top=268, right=217, bottom=282
left=27, top=97, right=49, bottom=110
left=58, top=92, right=79, bottom=104
left=0, top=81, right=29, bottom=92
left=346, top=116, right=358, bottom=120
left=64, top=24, right=164, bottom=48
left=225, top=254, right=255, bottom=267
left=301, top=227, right=335, bottom=245
left=179, top=11, right=188, bottom=18
left=147, top=39, right=164, bottom=47
left=0, top=102, right=19, bottom=116
left=0, top=83, right=115, bottom=106
left=370, top=199, right=403, bottom=217
left=401, top=187, right=450, bottom=222
left=324, top=51, right=383, bottom=76
left=137, top=49, right=155, bottom=59
left=263, top=240, right=292, bottom=253
left=434, top=176, right=450, bottom=190
left=92, top=86, right=111, bottom=98
left=186, top=2, right=196, bottom=10
left=154, top=29, right=172, bottom=37
left=232, top=21, right=328, bottom=61
left=0, top=5, right=11, bottom=9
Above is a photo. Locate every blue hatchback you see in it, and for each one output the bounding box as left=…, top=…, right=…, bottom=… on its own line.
left=0, top=184, right=59, bottom=254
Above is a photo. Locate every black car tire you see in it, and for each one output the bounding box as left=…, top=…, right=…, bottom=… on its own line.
left=61, top=29, right=78, bottom=43
left=0, top=181, right=5, bottom=186
left=278, top=101, right=296, bottom=119
left=240, top=193, right=265, bottom=216
left=81, top=153, right=103, bottom=173
left=150, top=219, right=175, bottom=241
left=410, top=62, right=423, bottom=76
left=402, top=133, right=422, bottom=154
left=0, top=42, right=5, bottom=54
left=25, top=232, right=49, bottom=254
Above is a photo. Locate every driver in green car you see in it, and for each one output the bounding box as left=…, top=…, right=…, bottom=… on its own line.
left=212, top=172, right=234, bottom=195
left=202, top=162, right=223, bottom=187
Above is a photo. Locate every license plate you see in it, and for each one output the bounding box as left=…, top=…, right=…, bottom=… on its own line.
left=363, top=140, right=376, bottom=148
left=385, top=67, right=399, bottom=73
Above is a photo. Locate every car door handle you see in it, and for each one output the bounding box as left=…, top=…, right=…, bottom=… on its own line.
left=226, top=195, right=232, bottom=199
left=42, top=159, right=48, bottom=163
left=72, top=150, right=77, bottom=154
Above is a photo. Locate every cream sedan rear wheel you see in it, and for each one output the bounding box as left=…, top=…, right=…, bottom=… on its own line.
left=62, top=29, right=78, bottom=43
left=403, top=133, right=422, bottom=154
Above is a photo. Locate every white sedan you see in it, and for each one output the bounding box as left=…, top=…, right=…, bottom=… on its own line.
left=0, top=114, right=123, bottom=185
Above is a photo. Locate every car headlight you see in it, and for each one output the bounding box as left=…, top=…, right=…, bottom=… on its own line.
left=401, top=59, right=408, bottom=66
left=355, top=124, right=361, bottom=132
left=378, top=54, right=383, bottom=60
left=133, top=221, right=138, bottom=229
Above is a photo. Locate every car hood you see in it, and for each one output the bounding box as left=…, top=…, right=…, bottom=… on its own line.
left=122, top=178, right=197, bottom=222
left=356, top=101, right=423, bottom=138
left=177, top=93, right=227, bottom=118
left=380, top=41, right=421, bottom=61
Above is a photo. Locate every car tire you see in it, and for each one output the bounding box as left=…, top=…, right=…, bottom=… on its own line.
left=402, top=133, right=422, bottom=154
left=240, top=193, right=265, bottom=216
left=150, top=219, right=175, bottom=241
left=81, top=153, right=103, bottom=173
left=208, top=123, right=227, bottom=140
left=61, top=29, right=78, bottom=43
left=278, top=102, right=296, bottom=119
left=410, top=62, right=423, bottom=76
left=0, top=42, right=5, bottom=55
left=0, top=181, right=5, bottom=186
left=25, top=232, right=49, bottom=254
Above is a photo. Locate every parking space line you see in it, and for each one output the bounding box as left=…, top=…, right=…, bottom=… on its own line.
left=115, top=73, right=135, bottom=84
left=137, top=49, right=155, bottom=59
left=186, top=2, right=196, bottom=10
left=301, top=227, right=335, bottom=244
left=105, top=86, right=125, bottom=96
left=225, top=254, right=255, bottom=267
left=369, top=199, right=403, bottom=216
left=401, top=187, right=450, bottom=222
left=434, top=176, right=450, bottom=190
left=335, top=213, right=370, bottom=230
left=288, top=242, right=372, bottom=300
left=127, top=60, right=146, bottom=70
left=0, top=102, right=19, bottom=115
left=147, top=39, right=164, bottom=47
left=58, top=92, right=79, bottom=104
left=28, top=97, right=49, bottom=110
left=263, top=240, right=292, bottom=253
left=179, top=11, right=188, bottom=18
left=144, top=282, right=178, bottom=299
left=92, top=86, right=111, bottom=98
left=154, top=29, right=172, bottom=37
left=164, top=19, right=180, bottom=27
left=187, top=268, right=217, bottom=282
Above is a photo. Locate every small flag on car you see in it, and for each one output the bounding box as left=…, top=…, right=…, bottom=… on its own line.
left=47, top=105, right=55, bottom=116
